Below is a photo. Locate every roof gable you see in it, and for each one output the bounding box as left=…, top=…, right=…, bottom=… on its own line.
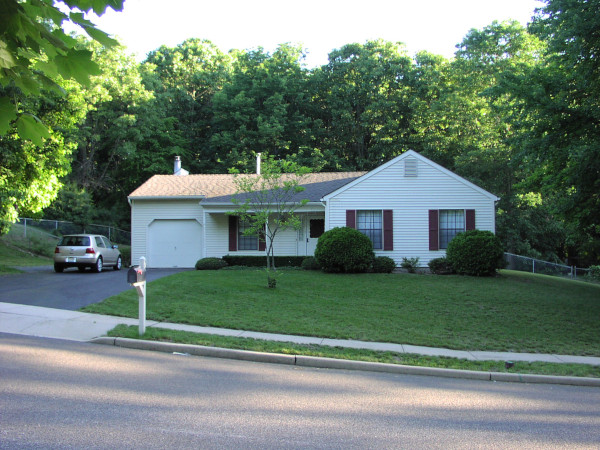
left=321, top=150, right=500, bottom=201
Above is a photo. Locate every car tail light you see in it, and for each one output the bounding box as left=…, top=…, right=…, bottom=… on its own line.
left=85, top=248, right=96, bottom=254
left=54, top=247, right=60, bottom=254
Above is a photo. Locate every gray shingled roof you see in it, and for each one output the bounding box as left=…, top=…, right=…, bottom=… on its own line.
left=129, top=172, right=366, bottom=203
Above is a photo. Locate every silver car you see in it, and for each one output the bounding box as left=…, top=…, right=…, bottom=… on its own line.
left=54, top=234, right=122, bottom=273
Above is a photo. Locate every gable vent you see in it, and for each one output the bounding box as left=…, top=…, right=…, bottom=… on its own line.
left=404, top=157, right=418, bottom=177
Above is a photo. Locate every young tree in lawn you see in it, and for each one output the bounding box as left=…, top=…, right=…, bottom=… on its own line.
left=229, top=155, right=310, bottom=287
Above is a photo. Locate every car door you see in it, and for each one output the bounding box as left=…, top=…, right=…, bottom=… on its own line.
left=95, top=236, right=113, bottom=265
left=102, top=236, right=119, bottom=264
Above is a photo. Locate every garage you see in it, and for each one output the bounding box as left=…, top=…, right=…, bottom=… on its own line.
left=147, top=219, right=202, bottom=268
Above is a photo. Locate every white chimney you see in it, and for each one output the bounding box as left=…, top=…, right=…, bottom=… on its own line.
left=256, top=153, right=261, bottom=175
left=174, top=156, right=188, bottom=176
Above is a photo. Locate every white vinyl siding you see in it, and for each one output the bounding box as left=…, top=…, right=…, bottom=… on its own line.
left=130, top=199, right=203, bottom=268
left=325, top=155, right=497, bottom=266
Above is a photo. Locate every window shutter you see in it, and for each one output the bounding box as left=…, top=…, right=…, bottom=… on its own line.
left=429, top=210, right=439, bottom=251
left=383, top=210, right=393, bottom=251
left=258, top=227, right=266, bottom=252
left=346, top=210, right=356, bottom=228
left=466, top=209, right=476, bottom=230
left=228, top=216, right=237, bottom=251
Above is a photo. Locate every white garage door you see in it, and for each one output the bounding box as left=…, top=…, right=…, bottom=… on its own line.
left=148, top=219, right=202, bottom=268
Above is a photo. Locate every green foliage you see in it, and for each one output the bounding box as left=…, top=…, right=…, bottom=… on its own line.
left=428, top=257, right=454, bottom=275
left=301, top=256, right=322, bottom=271
left=588, top=265, right=600, bottom=282
left=229, top=156, right=310, bottom=284
left=400, top=257, right=420, bottom=273
left=314, top=227, right=375, bottom=273
left=195, top=257, right=228, bottom=270
left=0, top=0, right=123, bottom=143
left=222, top=255, right=305, bottom=267
left=446, top=230, right=505, bottom=276
left=372, top=256, right=396, bottom=274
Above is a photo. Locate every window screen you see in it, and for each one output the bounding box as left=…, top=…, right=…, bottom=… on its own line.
left=356, top=210, right=382, bottom=250
left=238, top=219, right=258, bottom=250
left=309, top=219, right=325, bottom=238
left=439, top=210, right=465, bottom=249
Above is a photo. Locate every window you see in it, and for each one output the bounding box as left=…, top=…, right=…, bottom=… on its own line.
left=237, top=219, right=258, bottom=250
left=95, top=236, right=106, bottom=248
left=439, top=210, right=465, bottom=249
left=309, top=219, right=325, bottom=238
left=356, top=210, right=383, bottom=250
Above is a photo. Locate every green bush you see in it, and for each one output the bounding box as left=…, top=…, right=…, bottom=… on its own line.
left=195, top=257, right=228, bottom=270
left=314, top=227, right=374, bottom=273
left=446, top=230, right=505, bottom=276
left=301, top=256, right=321, bottom=270
left=588, top=265, right=600, bottom=281
left=372, top=256, right=396, bottom=273
left=428, top=257, right=454, bottom=275
left=222, top=255, right=305, bottom=267
left=400, top=256, right=420, bottom=273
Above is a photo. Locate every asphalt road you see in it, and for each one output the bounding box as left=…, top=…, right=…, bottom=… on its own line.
left=0, top=266, right=187, bottom=310
left=2, top=334, right=600, bottom=449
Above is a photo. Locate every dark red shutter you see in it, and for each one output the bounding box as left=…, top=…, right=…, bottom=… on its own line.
left=346, top=210, right=356, bottom=228
left=429, top=210, right=439, bottom=251
left=258, top=227, right=266, bottom=251
left=383, top=210, right=393, bottom=251
left=466, top=209, right=476, bottom=230
left=228, top=216, right=237, bottom=251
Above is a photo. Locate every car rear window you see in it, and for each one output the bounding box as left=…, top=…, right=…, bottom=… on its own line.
left=59, top=236, right=90, bottom=246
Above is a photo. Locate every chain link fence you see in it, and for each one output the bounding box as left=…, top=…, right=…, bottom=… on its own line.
left=16, top=218, right=131, bottom=245
left=504, top=252, right=590, bottom=280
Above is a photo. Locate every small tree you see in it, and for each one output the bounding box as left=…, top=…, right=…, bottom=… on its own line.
left=229, top=155, right=310, bottom=287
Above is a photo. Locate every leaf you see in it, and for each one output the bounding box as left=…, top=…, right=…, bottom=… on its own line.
left=55, top=50, right=102, bottom=85
left=0, top=97, right=18, bottom=135
left=16, top=114, right=51, bottom=147
left=83, top=26, right=120, bottom=48
left=0, top=40, right=17, bottom=69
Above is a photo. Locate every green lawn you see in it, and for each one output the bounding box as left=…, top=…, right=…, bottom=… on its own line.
left=0, top=240, right=52, bottom=272
left=82, top=269, right=600, bottom=356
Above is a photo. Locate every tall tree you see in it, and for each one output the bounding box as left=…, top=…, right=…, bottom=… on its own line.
left=314, top=40, right=414, bottom=170
left=143, top=39, right=231, bottom=173
left=211, top=44, right=316, bottom=172
left=0, top=0, right=122, bottom=234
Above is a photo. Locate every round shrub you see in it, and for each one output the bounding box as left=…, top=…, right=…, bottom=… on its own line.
left=195, top=257, right=228, bottom=270
left=372, top=256, right=396, bottom=273
left=314, top=227, right=374, bottom=273
left=301, top=256, right=321, bottom=270
left=428, top=257, right=454, bottom=275
left=446, top=230, right=504, bottom=276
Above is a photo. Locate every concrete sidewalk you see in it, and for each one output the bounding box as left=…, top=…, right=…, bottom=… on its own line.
left=2, top=301, right=600, bottom=367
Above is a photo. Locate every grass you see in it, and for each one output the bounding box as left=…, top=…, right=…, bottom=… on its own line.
left=82, top=268, right=600, bottom=356
left=109, top=324, right=600, bottom=378
left=0, top=240, right=53, bottom=272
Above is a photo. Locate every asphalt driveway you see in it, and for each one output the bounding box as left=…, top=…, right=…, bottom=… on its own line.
left=0, top=266, right=188, bottom=310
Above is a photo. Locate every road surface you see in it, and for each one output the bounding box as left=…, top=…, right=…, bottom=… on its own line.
left=2, top=333, right=599, bottom=449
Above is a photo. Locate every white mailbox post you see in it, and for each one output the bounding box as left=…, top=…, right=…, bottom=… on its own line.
left=127, top=256, right=147, bottom=335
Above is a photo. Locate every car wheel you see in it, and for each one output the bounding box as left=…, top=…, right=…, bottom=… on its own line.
left=114, top=255, right=122, bottom=271
left=54, top=263, right=64, bottom=273
left=93, top=257, right=103, bottom=273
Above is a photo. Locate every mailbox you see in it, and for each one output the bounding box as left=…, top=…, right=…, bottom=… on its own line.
left=127, top=265, right=146, bottom=284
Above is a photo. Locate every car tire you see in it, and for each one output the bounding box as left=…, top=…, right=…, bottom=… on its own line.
left=93, top=257, right=103, bottom=273
left=114, top=255, right=122, bottom=271
left=54, top=263, right=64, bottom=273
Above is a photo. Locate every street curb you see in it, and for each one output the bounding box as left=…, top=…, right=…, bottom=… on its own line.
left=89, top=337, right=600, bottom=387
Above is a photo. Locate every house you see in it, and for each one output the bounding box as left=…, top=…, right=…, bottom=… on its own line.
left=128, top=150, right=499, bottom=268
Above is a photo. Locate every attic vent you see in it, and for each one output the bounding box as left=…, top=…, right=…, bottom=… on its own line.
left=404, top=158, right=418, bottom=177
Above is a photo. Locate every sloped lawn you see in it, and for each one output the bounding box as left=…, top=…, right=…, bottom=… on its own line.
left=82, top=269, right=600, bottom=356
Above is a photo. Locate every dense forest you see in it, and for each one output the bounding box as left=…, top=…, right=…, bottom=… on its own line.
left=1, top=0, right=599, bottom=265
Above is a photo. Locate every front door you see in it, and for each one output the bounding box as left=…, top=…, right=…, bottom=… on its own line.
left=298, top=215, right=325, bottom=256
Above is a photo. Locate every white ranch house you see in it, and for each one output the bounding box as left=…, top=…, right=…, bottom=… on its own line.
left=128, top=150, right=499, bottom=268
